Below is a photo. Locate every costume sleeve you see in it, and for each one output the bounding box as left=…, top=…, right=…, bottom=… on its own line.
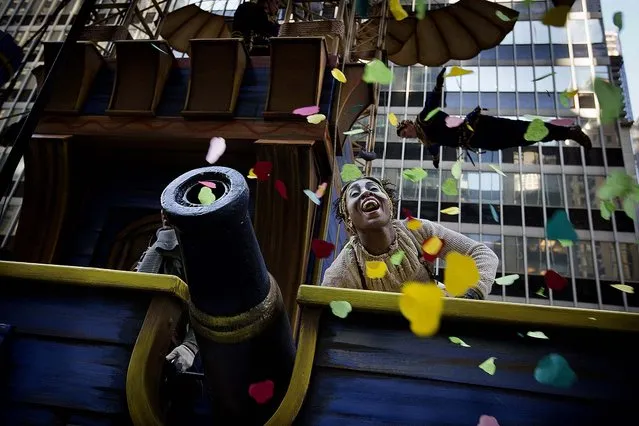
left=418, top=68, right=446, bottom=120
left=415, top=220, right=498, bottom=298
left=320, top=244, right=363, bottom=289
left=182, top=325, right=199, bottom=355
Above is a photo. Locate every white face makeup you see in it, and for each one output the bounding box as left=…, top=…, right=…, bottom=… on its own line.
left=344, top=178, right=392, bottom=232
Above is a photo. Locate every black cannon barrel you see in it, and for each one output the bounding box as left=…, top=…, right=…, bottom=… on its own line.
left=161, top=166, right=294, bottom=424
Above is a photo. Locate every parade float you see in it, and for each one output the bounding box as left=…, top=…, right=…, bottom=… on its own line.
left=1, top=0, right=637, bottom=425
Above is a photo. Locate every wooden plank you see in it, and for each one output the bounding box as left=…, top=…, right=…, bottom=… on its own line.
left=0, top=403, right=129, bottom=426
left=0, top=280, right=149, bottom=345
left=313, top=312, right=639, bottom=402
left=297, top=367, right=628, bottom=425
left=7, top=336, right=131, bottom=414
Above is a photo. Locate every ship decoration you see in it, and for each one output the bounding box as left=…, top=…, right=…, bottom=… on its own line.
left=2, top=0, right=638, bottom=425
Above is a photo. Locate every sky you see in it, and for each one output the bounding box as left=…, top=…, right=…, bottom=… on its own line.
left=601, top=0, right=639, bottom=120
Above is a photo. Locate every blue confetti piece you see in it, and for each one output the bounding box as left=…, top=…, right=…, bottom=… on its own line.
left=534, top=353, right=577, bottom=388
left=489, top=205, right=499, bottom=223
left=546, top=210, right=578, bottom=242
left=304, top=189, right=321, bottom=205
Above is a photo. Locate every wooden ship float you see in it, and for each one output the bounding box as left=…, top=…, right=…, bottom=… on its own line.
left=1, top=0, right=638, bottom=425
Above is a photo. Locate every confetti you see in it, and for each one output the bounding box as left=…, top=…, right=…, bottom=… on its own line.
left=550, top=118, right=574, bottom=126
left=611, top=284, right=634, bottom=294
left=623, top=198, right=637, bottom=220
left=495, top=274, right=519, bottom=286
left=311, top=239, right=335, bottom=258
left=205, top=137, right=226, bottom=164
left=599, top=199, right=615, bottom=220
left=544, top=269, right=567, bottom=291
left=445, top=116, right=464, bottom=128
left=402, top=167, right=427, bottom=183
left=331, top=68, right=347, bottom=83
left=399, top=282, right=444, bottom=337
left=198, top=181, right=216, bottom=189
left=344, top=128, right=366, bottom=136
left=536, top=287, right=548, bottom=298
left=446, top=66, right=474, bottom=78
left=546, top=210, right=578, bottom=242
left=495, top=11, right=511, bottom=22
left=442, top=178, right=458, bottom=196
left=307, top=113, right=326, bottom=124
left=248, top=380, right=274, bottom=404
left=416, top=0, right=426, bottom=20
left=533, top=72, right=555, bottom=82
left=479, top=357, right=497, bottom=375
left=451, top=159, right=462, bottom=180
left=478, top=415, right=500, bottom=426
left=247, top=168, right=257, bottom=179
left=274, top=179, right=287, bottom=200
left=362, top=59, right=393, bottom=84
left=388, top=112, right=399, bottom=127
left=559, top=89, right=578, bottom=108
left=315, top=182, right=327, bottom=198
left=253, top=161, right=272, bottom=181
left=391, top=250, right=405, bottom=265
left=366, top=261, right=388, bottom=279
left=424, top=107, right=441, bottom=122
left=341, top=164, right=363, bottom=182
left=407, top=218, right=422, bottom=230
left=197, top=187, right=215, bottom=205
left=293, top=105, right=319, bottom=116
left=444, top=252, right=480, bottom=296
left=304, top=189, right=320, bottom=205
left=524, top=119, right=549, bottom=142
left=558, top=239, right=574, bottom=247
left=441, top=206, right=460, bottom=215
left=389, top=0, right=408, bottom=21
left=489, top=164, right=506, bottom=177
left=422, top=236, right=444, bottom=262
left=489, top=205, right=500, bottom=223
left=527, top=331, right=549, bottom=340
left=594, top=77, right=624, bottom=124
left=613, top=11, right=623, bottom=32
left=449, top=336, right=470, bottom=347
left=534, top=354, right=577, bottom=388
left=542, top=6, right=570, bottom=27
left=330, top=301, right=352, bottom=318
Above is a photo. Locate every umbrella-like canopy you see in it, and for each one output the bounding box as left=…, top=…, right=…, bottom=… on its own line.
left=384, top=0, right=519, bottom=66
left=159, top=4, right=231, bottom=53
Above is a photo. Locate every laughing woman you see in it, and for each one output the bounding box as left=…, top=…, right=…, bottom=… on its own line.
left=321, top=177, right=498, bottom=299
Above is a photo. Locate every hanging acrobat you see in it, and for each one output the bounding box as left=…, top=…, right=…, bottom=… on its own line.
left=396, top=68, right=592, bottom=169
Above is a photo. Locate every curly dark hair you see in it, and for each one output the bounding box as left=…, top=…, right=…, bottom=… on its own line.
left=396, top=120, right=413, bottom=138
left=333, top=176, right=399, bottom=224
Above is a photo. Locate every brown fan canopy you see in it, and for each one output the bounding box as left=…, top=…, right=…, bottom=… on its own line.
left=159, top=4, right=231, bottom=53
left=385, top=0, right=519, bottom=67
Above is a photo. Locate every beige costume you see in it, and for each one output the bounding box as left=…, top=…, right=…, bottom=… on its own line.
left=321, top=218, right=498, bottom=298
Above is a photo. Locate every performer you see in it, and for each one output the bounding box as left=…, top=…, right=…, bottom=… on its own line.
left=397, top=67, right=593, bottom=168
left=321, top=177, right=498, bottom=299
left=232, top=0, right=280, bottom=51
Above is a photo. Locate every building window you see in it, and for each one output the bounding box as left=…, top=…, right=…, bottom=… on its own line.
left=544, top=174, right=564, bottom=207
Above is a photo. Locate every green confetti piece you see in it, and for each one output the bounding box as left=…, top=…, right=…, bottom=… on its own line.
left=329, top=301, right=352, bottom=319
left=416, top=0, right=426, bottom=20
left=558, top=239, right=574, bottom=247
left=451, top=159, right=463, bottom=180
left=495, top=274, right=519, bottom=286
left=527, top=331, right=549, bottom=340
left=623, top=197, right=636, bottom=220
left=524, top=119, right=549, bottom=142
left=489, top=205, right=499, bottom=223
left=600, top=200, right=615, bottom=221
left=536, top=287, right=547, bottom=298
left=479, top=357, right=497, bottom=375
left=611, top=284, right=634, bottom=294
left=594, top=77, right=623, bottom=124
left=449, top=336, right=471, bottom=347
left=495, top=11, right=511, bottom=22
left=391, top=250, right=405, bottom=265
left=489, top=164, right=506, bottom=177
left=344, top=128, right=366, bottom=136
left=362, top=59, right=393, bottom=85
left=597, top=171, right=636, bottom=200
left=546, top=210, right=577, bottom=242
left=533, top=72, right=555, bottom=82
left=534, top=354, right=577, bottom=388
left=424, top=107, right=441, bottom=122
left=197, top=187, right=216, bottom=205
left=613, top=11, right=623, bottom=31
left=341, top=164, right=363, bottom=182
left=442, top=178, right=458, bottom=196
left=559, top=90, right=574, bottom=108
left=402, top=167, right=427, bottom=183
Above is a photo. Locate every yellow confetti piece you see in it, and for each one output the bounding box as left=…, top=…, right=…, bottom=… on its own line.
left=331, top=68, right=347, bottom=83
left=440, top=207, right=460, bottom=215
left=389, top=0, right=408, bottom=21
left=399, top=282, right=443, bottom=337
left=366, top=261, right=388, bottom=279
left=451, top=160, right=463, bottom=180
left=445, top=66, right=474, bottom=78
left=444, top=252, right=480, bottom=297
left=422, top=236, right=443, bottom=255
left=479, top=357, right=497, bottom=375
left=388, top=112, right=399, bottom=127
left=247, top=168, right=258, bottom=179
left=489, top=164, right=506, bottom=177
left=307, top=113, right=326, bottom=124
left=407, top=218, right=422, bottom=230
left=449, top=336, right=470, bottom=347
left=527, top=331, right=549, bottom=340
left=611, top=284, right=634, bottom=294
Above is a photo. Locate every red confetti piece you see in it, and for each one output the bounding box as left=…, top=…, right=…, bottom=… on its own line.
left=544, top=269, right=568, bottom=291
left=198, top=181, right=216, bottom=189
left=311, top=239, right=335, bottom=259
left=402, top=208, right=413, bottom=219
left=274, top=179, right=288, bottom=200
left=422, top=237, right=445, bottom=262
left=248, top=380, right=274, bottom=404
left=253, top=161, right=272, bottom=181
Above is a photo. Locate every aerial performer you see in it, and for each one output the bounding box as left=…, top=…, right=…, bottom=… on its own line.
left=396, top=68, right=593, bottom=169
left=321, top=177, right=498, bottom=300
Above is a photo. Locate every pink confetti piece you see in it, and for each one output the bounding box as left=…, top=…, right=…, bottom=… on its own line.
left=293, top=105, right=320, bottom=116
left=477, top=415, right=500, bottom=426
left=248, top=380, right=274, bottom=404
left=315, top=182, right=327, bottom=198
left=275, top=179, right=288, bottom=200
left=550, top=118, right=575, bottom=126
left=304, top=189, right=321, bottom=205
left=445, top=116, right=465, bottom=128
left=205, top=137, right=226, bottom=164
left=198, top=181, right=216, bottom=189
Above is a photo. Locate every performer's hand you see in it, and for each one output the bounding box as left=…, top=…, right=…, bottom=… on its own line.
left=166, top=345, right=196, bottom=373
left=437, top=68, right=446, bottom=85
left=433, top=157, right=440, bottom=169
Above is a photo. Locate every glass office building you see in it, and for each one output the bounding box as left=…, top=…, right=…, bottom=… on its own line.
left=1, top=0, right=637, bottom=311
